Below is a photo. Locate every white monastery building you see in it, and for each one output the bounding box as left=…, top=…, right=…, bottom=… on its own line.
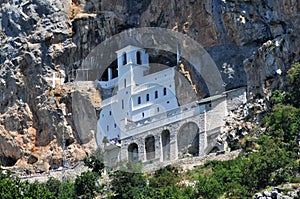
left=95, top=45, right=246, bottom=169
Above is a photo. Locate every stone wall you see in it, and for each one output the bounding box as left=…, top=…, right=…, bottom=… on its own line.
left=119, top=112, right=206, bottom=165
left=225, top=87, right=247, bottom=112
left=106, top=88, right=244, bottom=170
left=205, top=96, right=227, bottom=131
left=107, top=92, right=238, bottom=169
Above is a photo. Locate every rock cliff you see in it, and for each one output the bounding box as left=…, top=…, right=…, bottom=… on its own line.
left=0, top=0, right=299, bottom=172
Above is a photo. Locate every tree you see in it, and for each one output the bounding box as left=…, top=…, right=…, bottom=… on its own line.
left=58, top=181, right=76, bottom=199
left=103, top=136, right=109, bottom=146
left=196, top=175, right=223, bottom=199
left=264, top=104, right=299, bottom=145
left=75, top=171, right=98, bottom=199
left=110, top=162, right=147, bottom=199
left=0, top=168, right=22, bottom=199
left=21, top=180, right=56, bottom=199
left=269, top=90, right=285, bottom=106
left=146, top=165, right=195, bottom=199
left=287, top=62, right=300, bottom=107
left=76, top=147, right=106, bottom=198
left=46, top=177, right=61, bottom=197
left=83, top=147, right=105, bottom=176
left=149, top=165, right=180, bottom=188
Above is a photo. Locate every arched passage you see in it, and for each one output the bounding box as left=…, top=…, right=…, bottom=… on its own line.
left=177, top=122, right=199, bottom=158
left=145, top=135, right=155, bottom=160
left=161, top=130, right=170, bottom=161
left=128, top=143, right=139, bottom=162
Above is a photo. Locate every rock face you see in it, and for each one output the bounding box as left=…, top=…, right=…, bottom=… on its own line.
left=0, top=0, right=95, bottom=171
left=254, top=185, right=300, bottom=199
left=244, top=31, right=300, bottom=99
left=0, top=0, right=299, bottom=172
left=71, top=81, right=100, bottom=144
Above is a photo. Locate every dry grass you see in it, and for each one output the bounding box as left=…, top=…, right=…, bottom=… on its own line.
left=67, top=2, right=82, bottom=20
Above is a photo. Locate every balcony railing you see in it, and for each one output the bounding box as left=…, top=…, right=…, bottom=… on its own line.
left=121, top=102, right=205, bottom=139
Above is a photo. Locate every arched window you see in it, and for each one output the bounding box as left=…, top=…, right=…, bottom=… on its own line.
left=162, top=130, right=170, bottom=161
left=138, top=96, right=141, bottom=104
left=128, top=143, right=139, bottom=162
left=136, top=51, right=142, bottom=65
left=122, top=53, right=127, bottom=65
left=177, top=122, right=199, bottom=158
left=145, top=135, right=155, bottom=160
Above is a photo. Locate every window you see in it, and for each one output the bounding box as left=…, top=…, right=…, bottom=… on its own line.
left=136, top=51, right=142, bottom=65
left=166, top=101, right=170, bottom=104
left=122, top=53, right=127, bottom=65
left=157, top=107, right=160, bottom=112
left=142, top=112, right=144, bottom=118
left=114, top=123, right=117, bottom=128
left=107, top=125, right=109, bottom=132
left=155, top=91, right=158, bottom=99
left=163, top=87, right=167, bottom=95
left=122, top=100, right=124, bottom=109
left=138, top=96, right=141, bottom=104
left=124, top=79, right=127, bottom=88
left=109, top=111, right=111, bottom=116
left=146, top=94, right=149, bottom=101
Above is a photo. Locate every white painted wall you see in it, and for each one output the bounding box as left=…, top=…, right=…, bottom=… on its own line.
left=96, top=45, right=179, bottom=145
left=98, top=105, right=120, bottom=142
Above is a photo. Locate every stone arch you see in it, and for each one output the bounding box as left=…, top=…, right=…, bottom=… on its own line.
left=128, top=143, right=139, bottom=162
left=161, top=129, right=170, bottom=161
left=177, top=122, right=199, bottom=158
left=145, top=135, right=155, bottom=160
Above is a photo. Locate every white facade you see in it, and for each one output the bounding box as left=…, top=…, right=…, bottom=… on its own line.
left=96, top=45, right=179, bottom=145
left=94, top=45, right=247, bottom=169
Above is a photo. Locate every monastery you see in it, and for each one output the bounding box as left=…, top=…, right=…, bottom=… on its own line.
left=95, top=45, right=246, bottom=169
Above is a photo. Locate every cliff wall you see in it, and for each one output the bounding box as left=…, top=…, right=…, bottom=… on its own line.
left=0, top=0, right=298, bottom=171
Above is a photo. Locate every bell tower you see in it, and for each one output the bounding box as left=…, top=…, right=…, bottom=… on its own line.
left=116, top=45, right=149, bottom=90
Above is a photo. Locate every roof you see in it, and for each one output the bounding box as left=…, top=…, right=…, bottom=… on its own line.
left=197, top=94, right=226, bottom=104
left=115, top=45, right=143, bottom=54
